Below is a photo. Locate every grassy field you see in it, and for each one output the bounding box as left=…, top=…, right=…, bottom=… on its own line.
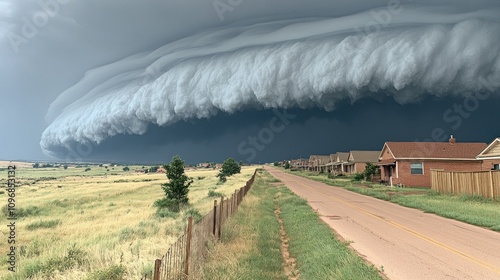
left=196, top=170, right=382, bottom=280
left=288, top=170, right=500, bottom=231
left=0, top=164, right=256, bottom=279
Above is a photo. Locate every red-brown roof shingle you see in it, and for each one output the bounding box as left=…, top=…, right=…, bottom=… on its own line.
left=385, top=142, right=487, bottom=159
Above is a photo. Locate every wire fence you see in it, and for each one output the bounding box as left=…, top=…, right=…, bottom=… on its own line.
left=141, top=169, right=257, bottom=280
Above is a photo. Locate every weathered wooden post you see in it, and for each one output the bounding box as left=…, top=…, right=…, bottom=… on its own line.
left=213, top=200, right=218, bottom=236
left=490, top=171, right=494, bottom=198
left=153, top=259, right=161, bottom=280
left=184, top=216, right=193, bottom=278
left=218, top=197, right=223, bottom=239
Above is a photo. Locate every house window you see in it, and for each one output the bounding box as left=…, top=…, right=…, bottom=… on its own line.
left=493, top=164, right=500, bottom=171
left=410, top=162, right=423, bottom=174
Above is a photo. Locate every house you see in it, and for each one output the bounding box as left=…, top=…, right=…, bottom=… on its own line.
left=378, top=136, right=487, bottom=187
left=307, top=155, right=330, bottom=172
left=328, top=152, right=349, bottom=175
left=290, top=158, right=308, bottom=170
left=344, top=151, right=380, bottom=174
left=476, top=138, right=500, bottom=170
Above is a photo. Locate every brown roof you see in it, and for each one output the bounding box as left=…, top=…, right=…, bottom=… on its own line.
left=336, top=152, right=349, bottom=162
left=384, top=142, right=487, bottom=160
left=317, top=155, right=331, bottom=165
left=349, top=151, right=380, bottom=163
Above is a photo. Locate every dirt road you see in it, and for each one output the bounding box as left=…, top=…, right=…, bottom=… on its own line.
left=266, top=167, right=500, bottom=280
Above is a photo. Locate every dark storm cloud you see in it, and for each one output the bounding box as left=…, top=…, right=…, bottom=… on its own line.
left=0, top=0, right=499, bottom=162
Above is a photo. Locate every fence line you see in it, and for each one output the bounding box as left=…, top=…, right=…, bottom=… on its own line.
left=141, top=169, right=258, bottom=280
left=431, top=169, right=500, bottom=199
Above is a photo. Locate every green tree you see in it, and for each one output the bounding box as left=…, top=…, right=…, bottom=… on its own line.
left=217, top=158, right=241, bottom=182
left=63, top=165, right=68, bottom=170
left=273, top=162, right=280, bottom=167
left=364, top=163, right=379, bottom=180
left=33, top=163, right=39, bottom=169
left=160, top=156, right=193, bottom=212
left=284, top=161, right=291, bottom=169
left=149, top=166, right=159, bottom=173
left=123, top=166, right=130, bottom=172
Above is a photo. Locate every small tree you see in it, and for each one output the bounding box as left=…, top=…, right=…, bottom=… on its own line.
left=63, top=165, right=68, bottom=170
left=123, top=166, right=130, bottom=172
left=217, top=158, right=241, bottom=182
left=160, top=156, right=193, bottom=212
left=284, top=161, right=291, bottom=169
left=33, top=163, right=39, bottom=169
left=364, top=163, right=379, bottom=181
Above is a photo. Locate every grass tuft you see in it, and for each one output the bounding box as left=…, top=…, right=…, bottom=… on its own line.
left=26, top=219, right=61, bottom=231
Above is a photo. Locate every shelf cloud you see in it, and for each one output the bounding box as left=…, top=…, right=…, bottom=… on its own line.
left=40, top=6, right=500, bottom=157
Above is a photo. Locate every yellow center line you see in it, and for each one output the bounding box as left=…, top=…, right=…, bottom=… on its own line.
left=273, top=170, right=500, bottom=275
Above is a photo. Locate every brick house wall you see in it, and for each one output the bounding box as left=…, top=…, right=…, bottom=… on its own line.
left=354, top=162, right=367, bottom=173
left=482, top=159, right=500, bottom=171
left=392, top=160, right=484, bottom=187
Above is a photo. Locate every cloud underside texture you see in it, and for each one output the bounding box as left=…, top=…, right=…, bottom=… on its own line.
left=40, top=8, right=500, bottom=157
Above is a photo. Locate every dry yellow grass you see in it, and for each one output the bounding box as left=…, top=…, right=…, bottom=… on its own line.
left=0, top=166, right=257, bottom=279
left=0, top=161, right=33, bottom=168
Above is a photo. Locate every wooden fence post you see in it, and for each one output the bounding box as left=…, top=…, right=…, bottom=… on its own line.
left=153, top=259, right=161, bottom=280
left=184, top=216, right=193, bottom=278
left=218, top=197, right=223, bottom=239
left=213, top=200, right=218, bottom=236
left=490, top=171, right=494, bottom=198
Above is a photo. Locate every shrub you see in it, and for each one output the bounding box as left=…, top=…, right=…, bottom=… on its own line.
left=2, top=205, right=42, bottom=218
left=155, top=208, right=180, bottom=219
left=87, top=265, right=126, bottom=280
left=26, top=220, right=61, bottom=231
left=352, top=172, right=365, bottom=181
left=122, top=166, right=130, bottom=172
left=84, top=168, right=91, bottom=172
left=208, top=190, right=223, bottom=198
left=184, top=208, right=202, bottom=222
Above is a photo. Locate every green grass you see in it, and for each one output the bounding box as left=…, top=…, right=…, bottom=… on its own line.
left=26, top=219, right=61, bottom=231
left=289, top=170, right=500, bottom=231
left=198, top=170, right=382, bottom=279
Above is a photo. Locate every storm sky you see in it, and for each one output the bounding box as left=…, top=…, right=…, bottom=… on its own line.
left=1, top=0, right=499, bottom=164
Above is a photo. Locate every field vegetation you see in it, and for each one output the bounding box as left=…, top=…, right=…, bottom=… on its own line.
left=0, top=164, right=256, bottom=279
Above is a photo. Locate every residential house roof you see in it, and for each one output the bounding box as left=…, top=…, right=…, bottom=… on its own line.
left=477, top=138, right=500, bottom=159
left=381, top=141, right=488, bottom=160
left=348, top=151, right=380, bottom=163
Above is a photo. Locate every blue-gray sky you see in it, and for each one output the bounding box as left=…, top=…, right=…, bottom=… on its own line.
left=1, top=0, right=499, bottom=164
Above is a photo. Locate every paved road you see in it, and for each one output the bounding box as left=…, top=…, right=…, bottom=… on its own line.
left=266, top=167, right=500, bottom=280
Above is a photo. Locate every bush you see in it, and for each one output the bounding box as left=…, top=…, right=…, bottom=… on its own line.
left=26, top=220, right=61, bottom=231
left=352, top=173, right=365, bottom=181
left=184, top=208, right=202, bottom=222
left=122, top=166, right=130, bottom=172
left=84, top=168, right=91, bottom=172
left=208, top=190, right=223, bottom=198
left=155, top=208, right=180, bottom=219
left=153, top=198, right=180, bottom=212
left=87, top=265, right=126, bottom=280
left=2, top=205, right=42, bottom=218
